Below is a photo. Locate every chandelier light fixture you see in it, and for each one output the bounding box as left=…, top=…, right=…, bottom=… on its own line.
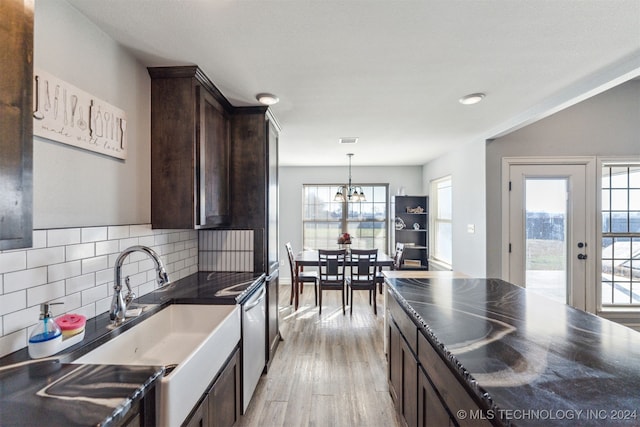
left=334, top=153, right=366, bottom=202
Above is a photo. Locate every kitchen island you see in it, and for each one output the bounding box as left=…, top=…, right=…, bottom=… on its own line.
left=385, top=276, right=640, bottom=426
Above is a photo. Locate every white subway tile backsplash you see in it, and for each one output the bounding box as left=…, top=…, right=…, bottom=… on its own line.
left=130, top=224, right=153, bottom=237
left=168, top=232, right=182, bottom=244
left=0, top=330, right=27, bottom=360
left=27, top=281, right=65, bottom=307
left=48, top=228, right=81, bottom=247
left=66, top=243, right=96, bottom=261
left=32, top=230, right=47, bottom=249
left=55, top=292, right=82, bottom=313
left=138, top=235, right=156, bottom=247
left=27, top=247, right=66, bottom=269
left=48, top=260, right=82, bottom=282
left=65, top=273, right=96, bottom=294
left=126, top=271, right=148, bottom=288
left=154, top=233, right=170, bottom=246
left=3, top=305, right=41, bottom=335
left=0, top=251, right=27, bottom=274
left=76, top=303, right=97, bottom=321
left=198, top=230, right=254, bottom=272
left=0, top=291, right=26, bottom=316
left=138, top=258, right=155, bottom=272
left=120, top=261, right=140, bottom=279
left=81, top=227, right=108, bottom=243
left=95, top=240, right=120, bottom=256
left=95, top=268, right=113, bottom=286
left=119, top=237, right=140, bottom=251
left=81, top=255, right=109, bottom=274
left=95, top=296, right=111, bottom=316
left=4, top=267, right=48, bottom=293
left=138, top=280, right=156, bottom=297
left=108, top=225, right=130, bottom=240
left=0, top=223, right=243, bottom=359
left=81, top=284, right=108, bottom=306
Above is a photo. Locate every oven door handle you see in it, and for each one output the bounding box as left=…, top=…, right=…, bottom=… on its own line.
left=244, top=286, right=266, bottom=311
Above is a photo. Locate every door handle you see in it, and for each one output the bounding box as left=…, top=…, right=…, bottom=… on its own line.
left=577, top=242, right=587, bottom=248
left=577, top=254, right=588, bottom=260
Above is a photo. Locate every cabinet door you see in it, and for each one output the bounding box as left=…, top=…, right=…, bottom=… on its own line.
left=401, top=335, right=418, bottom=427
left=388, top=318, right=402, bottom=409
left=419, top=367, right=454, bottom=427
left=184, top=395, right=210, bottom=427
left=0, top=0, right=33, bottom=250
left=209, top=349, right=241, bottom=427
left=266, top=274, right=280, bottom=369
left=197, top=87, right=230, bottom=227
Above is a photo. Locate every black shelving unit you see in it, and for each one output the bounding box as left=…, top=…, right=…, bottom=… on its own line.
left=393, top=195, right=429, bottom=269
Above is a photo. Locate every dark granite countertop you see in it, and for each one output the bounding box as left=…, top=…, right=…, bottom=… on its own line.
left=136, top=271, right=265, bottom=306
left=386, top=277, right=640, bottom=426
left=0, top=360, right=162, bottom=426
left=0, top=271, right=263, bottom=426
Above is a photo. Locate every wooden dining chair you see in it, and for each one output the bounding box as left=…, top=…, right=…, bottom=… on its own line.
left=348, top=249, right=379, bottom=315
left=317, top=249, right=347, bottom=315
left=285, top=242, right=318, bottom=307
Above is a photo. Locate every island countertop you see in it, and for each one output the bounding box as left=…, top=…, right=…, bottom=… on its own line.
left=385, top=276, right=640, bottom=426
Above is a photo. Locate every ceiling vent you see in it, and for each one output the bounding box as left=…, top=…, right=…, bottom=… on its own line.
left=339, top=137, right=359, bottom=144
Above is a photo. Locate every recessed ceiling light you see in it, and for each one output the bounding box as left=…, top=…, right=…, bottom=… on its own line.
left=459, top=93, right=486, bottom=105
left=339, top=137, right=359, bottom=144
left=256, top=93, right=279, bottom=105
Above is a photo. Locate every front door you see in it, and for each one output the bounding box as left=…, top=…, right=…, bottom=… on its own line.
left=507, top=163, right=589, bottom=310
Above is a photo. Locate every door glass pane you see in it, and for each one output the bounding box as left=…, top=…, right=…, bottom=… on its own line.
left=525, top=179, right=567, bottom=304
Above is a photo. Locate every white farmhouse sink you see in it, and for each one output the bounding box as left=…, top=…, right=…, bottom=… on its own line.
left=74, top=304, right=241, bottom=427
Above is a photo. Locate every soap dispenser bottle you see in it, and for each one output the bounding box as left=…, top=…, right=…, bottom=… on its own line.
left=28, top=302, right=63, bottom=359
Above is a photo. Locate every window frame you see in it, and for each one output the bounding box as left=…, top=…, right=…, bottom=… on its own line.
left=598, top=158, right=640, bottom=312
left=302, top=183, right=389, bottom=252
left=429, top=175, right=453, bottom=269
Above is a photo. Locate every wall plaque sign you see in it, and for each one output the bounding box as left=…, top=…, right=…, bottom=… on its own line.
left=33, top=68, right=127, bottom=160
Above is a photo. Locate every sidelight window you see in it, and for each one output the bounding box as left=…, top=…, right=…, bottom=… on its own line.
left=601, top=164, right=640, bottom=306
left=430, top=176, right=453, bottom=267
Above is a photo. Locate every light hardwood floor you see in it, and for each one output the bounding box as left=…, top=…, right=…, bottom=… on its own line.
left=237, top=283, right=402, bottom=427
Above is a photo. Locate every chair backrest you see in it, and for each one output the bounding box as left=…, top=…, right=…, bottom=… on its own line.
left=393, top=242, right=405, bottom=270
left=285, top=242, right=296, bottom=279
left=349, top=249, right=378, bottom=283
left=318, top=249, right=347, bottom=284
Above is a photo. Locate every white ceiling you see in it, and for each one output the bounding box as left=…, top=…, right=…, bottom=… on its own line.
left=66, top=0, right=640, bottom=167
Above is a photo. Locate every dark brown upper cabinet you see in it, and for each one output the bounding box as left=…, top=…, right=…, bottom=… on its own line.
left=0, top=0, right=34, bottom=250
left=229, top=108, right=280, bottom=273
left=148, top=66, right=231, bottom=229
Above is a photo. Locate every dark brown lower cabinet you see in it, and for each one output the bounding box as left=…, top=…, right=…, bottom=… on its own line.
left=388, top=318, right=402, bottom=408
left=388, top=309, right=418, bottom=427
left=184, top=396, right=209, bottom=427
left=401, top=335, right=418, bottom=427
left=184, top=347, right=241, bottom=427
left=418, top=366, right=454, bottom=427
left=388, top=288, right=495, bottom=427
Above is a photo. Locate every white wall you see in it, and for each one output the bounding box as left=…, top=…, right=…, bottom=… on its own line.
left=279, top=165, right=423, bottom=280
left=34, top=0, right=151, bottom=228
left=422, top=140, right=487, bottom=277
left=485, top=80, right=640, bottom=277
left=0, top=1, right=199, bottom=359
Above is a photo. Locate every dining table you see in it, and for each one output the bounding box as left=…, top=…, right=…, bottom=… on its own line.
left=293, top=249, right=395, bottom=310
